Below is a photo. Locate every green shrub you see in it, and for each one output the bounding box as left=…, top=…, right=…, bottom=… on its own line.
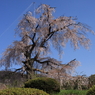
left=86, top=85, right=95, bottom=95
left=88, top=74, right=95, bottom=88
left=0, top=88, right=49, bottom=95
left=24, top=77, right=60, bottom=93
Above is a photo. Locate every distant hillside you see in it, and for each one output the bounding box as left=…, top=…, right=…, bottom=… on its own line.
left=0, top=70, right=27, bottom=87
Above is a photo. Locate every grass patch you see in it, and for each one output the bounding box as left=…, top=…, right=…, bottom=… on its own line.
left=51, top=90, right=88, bottom=95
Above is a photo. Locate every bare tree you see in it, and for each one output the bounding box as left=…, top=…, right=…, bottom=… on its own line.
left=0, top=4, right=94, bottom=79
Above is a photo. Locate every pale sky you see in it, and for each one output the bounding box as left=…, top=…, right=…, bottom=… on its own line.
left=0, top=0, right=95, bottom=76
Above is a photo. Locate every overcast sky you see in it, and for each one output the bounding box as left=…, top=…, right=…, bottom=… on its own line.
left=0, top=0, right=95, bottom=76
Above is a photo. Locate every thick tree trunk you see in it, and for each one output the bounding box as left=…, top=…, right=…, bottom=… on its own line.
left=22, top=59, right=34, bottom=80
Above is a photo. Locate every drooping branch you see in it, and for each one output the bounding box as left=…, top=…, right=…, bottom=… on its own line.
left=32, top=68, right=48, bottom=74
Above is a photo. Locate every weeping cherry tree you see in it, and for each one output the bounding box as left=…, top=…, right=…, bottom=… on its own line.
left=0, top=4, right=94, bottom=79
